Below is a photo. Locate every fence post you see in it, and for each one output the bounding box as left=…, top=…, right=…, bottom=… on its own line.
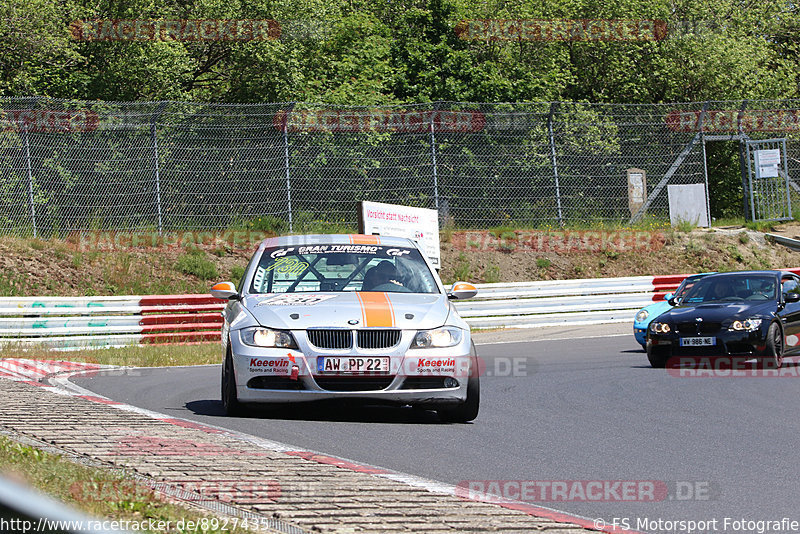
left=547, top=103, right=563, bottom=227
left=737, top=99, right=750, bottom=220
left=283, top=103, right=296, bottom=232
left=151, top=102, right=167, bottom=236
left=21, top=124, right=37, bottom=238
left=430, top=104, right=440, bottom=221
left=430, top=117, right=439, bottom=218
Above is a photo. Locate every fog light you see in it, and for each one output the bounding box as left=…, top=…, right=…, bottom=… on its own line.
left=444, top=377, right=459, bottom=388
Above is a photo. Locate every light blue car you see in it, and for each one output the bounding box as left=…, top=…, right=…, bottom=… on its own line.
left=633, top=273, right=713, bottom=349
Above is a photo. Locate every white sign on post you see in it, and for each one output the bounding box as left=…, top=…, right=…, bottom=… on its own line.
left=359, top=201, right=441, bottom=268
left=755, top=149, right=781, bottom=179
left=668, top=184, right=709, bottom=227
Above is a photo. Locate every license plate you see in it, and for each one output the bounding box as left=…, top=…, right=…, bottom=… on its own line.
left=317, top=357, right=390, bottom=374
left=680, top=337, right=716, bottom=347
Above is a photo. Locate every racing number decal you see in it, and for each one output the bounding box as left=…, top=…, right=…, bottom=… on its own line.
left=356, top=292, right=395, bottom=327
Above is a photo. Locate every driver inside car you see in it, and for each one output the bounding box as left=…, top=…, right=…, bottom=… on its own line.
left=361, top=261, right=404, bottom=291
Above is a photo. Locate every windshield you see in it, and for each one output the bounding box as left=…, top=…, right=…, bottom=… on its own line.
left=680, top=274, right=777, bottom=304
left=249, top=244, right=439, bottom=294
left=673, top=275, right=706, bottom=301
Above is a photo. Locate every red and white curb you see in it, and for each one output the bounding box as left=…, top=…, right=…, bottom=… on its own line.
left=3, top=358, right=643, bottom=534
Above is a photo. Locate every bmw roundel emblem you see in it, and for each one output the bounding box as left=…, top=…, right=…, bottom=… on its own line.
left=348, top=319, right=359, bottom=325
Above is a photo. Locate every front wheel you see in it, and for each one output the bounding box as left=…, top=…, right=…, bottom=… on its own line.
left=438, top=374, right=480, bottom=423
left=647, top=346, right=669, bottom=368
left=761, top=322, right=784, bottom=369
left=222, top=351, right=245, bottom=416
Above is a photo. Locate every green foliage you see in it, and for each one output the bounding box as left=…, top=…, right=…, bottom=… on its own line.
left=536, top=257, right=551, bottom=269
left=0, top=0, right=796, bottom=104
left=230, top=265, right=246, bottom=283
left=745, top=220, right=780, bottom=232
left=175, top=250, right=218, bottom=280
left=452, top=252, right=471, bottom=281
left=674, top=218, right=698, bottom=233
left=738, top=232, right=750, bottom=244
left=483, top=263, right=500, bottom=283
left=293, top=210, right=357, bottom=234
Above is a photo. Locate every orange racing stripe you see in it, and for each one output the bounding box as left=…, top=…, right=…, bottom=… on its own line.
left=349, top=234, right=381, bottom=245
left=356, top=292, right=395, bottom=327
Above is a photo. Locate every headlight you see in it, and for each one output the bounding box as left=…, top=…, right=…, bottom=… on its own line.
left=635, top=309, right=649, bottom=322
left=729, top=318, right=763, bottom=332
left=240, top=327, right=297, bottom=348
left=413, top=327, right=463, bottom=348
left=650, top=322, right=671, bottom=334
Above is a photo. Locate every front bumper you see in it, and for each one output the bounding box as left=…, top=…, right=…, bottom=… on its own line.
left=647, top=327, right=769, bottom=358
left=229, top=328, right=474, bottom=405
left=633, top=325, right=647, bottom=346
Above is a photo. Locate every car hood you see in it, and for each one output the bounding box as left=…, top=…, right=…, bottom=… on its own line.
left=243, top=292, right=450, bottom=330
left=659, top=301, right=776, bottom=323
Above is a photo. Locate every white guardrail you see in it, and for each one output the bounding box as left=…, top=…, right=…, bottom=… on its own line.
left=0, top=274, right=690, bottom=350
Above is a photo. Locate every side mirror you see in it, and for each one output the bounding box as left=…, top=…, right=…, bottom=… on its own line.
left=210, top=281, right=239, bottom=300
left=785, top=292, right=800, bottom=303
left=448, top=282, right=477, bottom=300
left=664, top=292, right=677, bottom=305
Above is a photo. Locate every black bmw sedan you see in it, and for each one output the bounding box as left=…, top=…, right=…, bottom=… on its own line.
left=646, top=270, right=800, bottom=368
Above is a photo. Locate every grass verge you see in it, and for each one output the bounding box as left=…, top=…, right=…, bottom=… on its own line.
left=0, top=343, right=221, bottom=367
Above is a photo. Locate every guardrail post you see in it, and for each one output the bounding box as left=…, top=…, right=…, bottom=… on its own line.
left=21, top=123, right=37, bottom=238
left=548, top=103, right=563, bottom=227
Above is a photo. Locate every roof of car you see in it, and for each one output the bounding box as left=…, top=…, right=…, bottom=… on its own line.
left=257, top=234, right=418, bottom=248
left=699, top=270, right=788, bottom=279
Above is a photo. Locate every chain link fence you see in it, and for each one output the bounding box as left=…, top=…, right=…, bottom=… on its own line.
left=1, top=97, right=799, bottom=237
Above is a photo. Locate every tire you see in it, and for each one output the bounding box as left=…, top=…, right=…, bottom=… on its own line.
left=438, top=373, right=480, bottom=423
left=761, top=322, right=784, bottom=369
left=640, top=343, right=647, bottom=351
left=221, top=351, right=245, bottom=416
left=647, top=346, right=669, bottom=368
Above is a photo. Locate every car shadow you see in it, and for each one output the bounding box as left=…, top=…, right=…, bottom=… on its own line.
left=632, top=359, right=800, bottom=371
left=184, top=399, right=455, bottom=424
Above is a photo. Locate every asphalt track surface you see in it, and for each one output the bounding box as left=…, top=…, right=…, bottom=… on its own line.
left=72, top=327, right=800, bottom=532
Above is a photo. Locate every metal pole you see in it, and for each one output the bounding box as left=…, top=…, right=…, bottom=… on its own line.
left=430, top=115, right=440, bottom=215
left=151, top=103, right=166, bottom=236
left=701, top=136, right=711, bottom=227
left=548, top=103, right=563, bottom=227
left=283, top=103, right=295, bottom=232
left=747, top=142, right=756, bottom=221
left=22, top=124, right=37, bottom=238
left=738, top=100, right=750, bottom=221
left=783, top=138, right=792, bottom=220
